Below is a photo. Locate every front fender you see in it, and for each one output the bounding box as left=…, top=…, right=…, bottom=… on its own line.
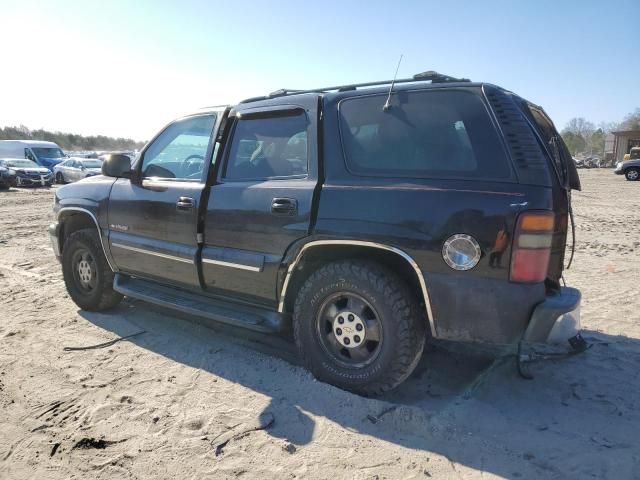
left=52, top=176, right=118, bottom=271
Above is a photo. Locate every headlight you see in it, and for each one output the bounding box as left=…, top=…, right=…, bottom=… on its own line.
left=8, top=169, right=16, bottom=175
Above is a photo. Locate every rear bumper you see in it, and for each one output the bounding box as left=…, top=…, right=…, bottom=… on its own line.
left=523, top=287, right=581, bottom=344
left=48, top=222, right=61, bottom=260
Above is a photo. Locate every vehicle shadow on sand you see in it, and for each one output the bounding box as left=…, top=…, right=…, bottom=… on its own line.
left=81, top=301, right=640, bottom=478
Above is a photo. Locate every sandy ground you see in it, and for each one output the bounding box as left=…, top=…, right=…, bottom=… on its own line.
left=0, top=169, right=639, bottom=479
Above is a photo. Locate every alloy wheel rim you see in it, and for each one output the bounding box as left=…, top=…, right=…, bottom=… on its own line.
left=629, top=170, right=639, bottom=180
left=72, top=249, right=97, bottom=292
left=316, top=292, right=383, bottom=368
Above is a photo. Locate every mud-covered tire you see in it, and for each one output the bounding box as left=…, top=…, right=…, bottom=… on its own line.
left=293, top=260, right=426, bottom=396
left=625, top=168, right=639, bottom=181
left=62, top=228, right=122, bottom=311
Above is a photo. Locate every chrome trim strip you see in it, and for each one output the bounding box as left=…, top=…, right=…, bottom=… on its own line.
left=57, top=207, right=117, bottom=272
left=202, top=258, right=262, bottom=272
left=277, top=240, right=437, bottom=337
left=111, top=242, right=193, bottom=264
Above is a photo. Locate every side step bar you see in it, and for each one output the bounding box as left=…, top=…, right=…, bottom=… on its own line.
left=113, top=274, right=285, bottom=333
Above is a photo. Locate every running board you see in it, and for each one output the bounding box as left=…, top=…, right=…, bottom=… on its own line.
left=113, top=274, right=285, bottom=333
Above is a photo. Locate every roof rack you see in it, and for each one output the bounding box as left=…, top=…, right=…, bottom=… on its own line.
left=239, top=71, right=470, bottom=104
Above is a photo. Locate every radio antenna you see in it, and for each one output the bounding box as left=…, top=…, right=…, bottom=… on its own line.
left=383, top=54, right=403, bottom=111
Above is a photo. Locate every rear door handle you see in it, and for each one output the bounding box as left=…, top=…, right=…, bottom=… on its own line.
left=271, top=197, right=297, bottom=215
left=176, top=196, right=195, bottom=211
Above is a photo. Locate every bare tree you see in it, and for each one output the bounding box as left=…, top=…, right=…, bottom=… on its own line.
left=620, top=108, right=640, bottom=130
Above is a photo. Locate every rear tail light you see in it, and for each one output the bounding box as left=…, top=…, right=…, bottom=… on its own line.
left=510, top=211, right=554, bottom=283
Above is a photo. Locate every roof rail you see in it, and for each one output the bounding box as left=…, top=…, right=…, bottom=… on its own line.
left=238, top=70, right=470, bottom=104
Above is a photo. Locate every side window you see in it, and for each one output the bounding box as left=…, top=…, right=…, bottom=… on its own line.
left=141, top=114, right=216, bottom=180
left=339, top=90, right=512, bottom=180
left=25, top=149, right=36, bottom=161
left=223, top=113, right=308, bottom=180
left=526, top=105, right=567, bottom=185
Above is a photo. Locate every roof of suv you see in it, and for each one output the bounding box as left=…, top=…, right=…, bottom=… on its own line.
left=192, top=72, right=522, bottom=117
left=232, top=71, right=498, bottom=110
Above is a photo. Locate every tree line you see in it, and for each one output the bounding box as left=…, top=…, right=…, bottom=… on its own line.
left=561, top=108, right=640, bottom=157
left=0, top=125, right=145, bottom=152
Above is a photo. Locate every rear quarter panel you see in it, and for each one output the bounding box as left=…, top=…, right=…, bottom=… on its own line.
left=314, top=179, right=551, bottom=343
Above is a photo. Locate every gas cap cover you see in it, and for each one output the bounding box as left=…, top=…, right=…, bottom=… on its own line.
left=442, top=234, right=482, bottom=271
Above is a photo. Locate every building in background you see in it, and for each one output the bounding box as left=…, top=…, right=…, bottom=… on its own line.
left=604, top=133, right=615, bottom=165
left=612, top=130, right=640, bottom=162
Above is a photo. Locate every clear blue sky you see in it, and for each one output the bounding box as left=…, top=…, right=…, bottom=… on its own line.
left=1, top=0, right=638, bottom=141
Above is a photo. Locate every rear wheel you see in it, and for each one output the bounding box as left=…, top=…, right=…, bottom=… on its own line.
left=62, top=228, right=122, bottom=311
left=293, top=260, right=426, bottom=396
left=625, top=168, right=639, bottom=181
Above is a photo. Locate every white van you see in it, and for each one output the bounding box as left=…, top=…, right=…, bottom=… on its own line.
left=0, top=140, right=67, bottom=170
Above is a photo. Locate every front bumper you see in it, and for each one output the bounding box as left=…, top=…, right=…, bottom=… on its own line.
left=15, top=174, right=54, bottom=186
left=49, top=222, right=61, bottom=260
left=0, top=177, right=15, bottom=187
left=523, top=287, right=581, bottom=345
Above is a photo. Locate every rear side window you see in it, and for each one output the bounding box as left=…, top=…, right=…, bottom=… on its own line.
left=339, top=90, right=512, bottom=180
left=224, top=113, right=309, bottom=180
left=525, top=104, right=567, bottom=184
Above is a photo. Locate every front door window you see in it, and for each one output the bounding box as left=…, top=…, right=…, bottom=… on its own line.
left=141, top=114, right=216, bottom=181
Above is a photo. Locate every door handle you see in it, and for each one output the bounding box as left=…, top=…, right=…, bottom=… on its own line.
left=271, top=197, right=297, bottom=216
left=176, top=196, right=195, bottom=211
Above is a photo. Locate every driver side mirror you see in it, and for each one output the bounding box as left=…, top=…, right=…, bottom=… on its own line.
left=101, top=154, right=132, bottom=179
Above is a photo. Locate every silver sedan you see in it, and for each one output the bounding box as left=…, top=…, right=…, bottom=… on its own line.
left=53, top=158, right=103, bottom=184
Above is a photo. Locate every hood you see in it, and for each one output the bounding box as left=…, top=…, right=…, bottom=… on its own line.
left=56, top=175, right=117, bottom=209
left=37, top=157, right=64, bottom=168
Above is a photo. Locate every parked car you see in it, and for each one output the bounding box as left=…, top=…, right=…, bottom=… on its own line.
left=98, top=151, right=136, bottom=163
left=53, top=158, right=103, bottom=184
left=66, top=151, right=99, bottom=159
left=0, top=158, right=54, bottom=187
left=0, top=140, right=67, bottom=171
left=49, top=71, right=582, bottom=395
left=0, top=164, right=17, bottom=189
left=614, top=147, right=640, bottom=181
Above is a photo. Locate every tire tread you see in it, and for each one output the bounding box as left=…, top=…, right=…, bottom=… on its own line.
left=62, top=228, right=122, bottom=311
left=293, top=259, right=425, bottom=396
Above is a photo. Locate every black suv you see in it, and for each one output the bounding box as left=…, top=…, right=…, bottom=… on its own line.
left=49, top=71, right=582, bottom=395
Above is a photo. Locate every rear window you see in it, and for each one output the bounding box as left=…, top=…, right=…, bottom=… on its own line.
left=339, top=90, right=512, bottom=180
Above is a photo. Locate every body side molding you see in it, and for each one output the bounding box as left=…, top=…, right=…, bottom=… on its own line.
left=202, top=258, right=262, bottom=272
left=111, top=242, right=193, bottom=264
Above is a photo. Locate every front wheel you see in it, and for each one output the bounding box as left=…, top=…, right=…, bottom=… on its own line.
left=62, top=228, right=122, bottom=311
left=56, top=172, right=65, bottom=184
left=625, top=168, right=639, bottom=181
left=293, top=260, right=426, bottom=396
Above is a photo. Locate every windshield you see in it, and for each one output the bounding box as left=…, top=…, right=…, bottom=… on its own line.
left=32, top=147, right=65, bottom=159
left=2, top=159, right=40, bottom=168
left=80, top=159, right=103, bottom=168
